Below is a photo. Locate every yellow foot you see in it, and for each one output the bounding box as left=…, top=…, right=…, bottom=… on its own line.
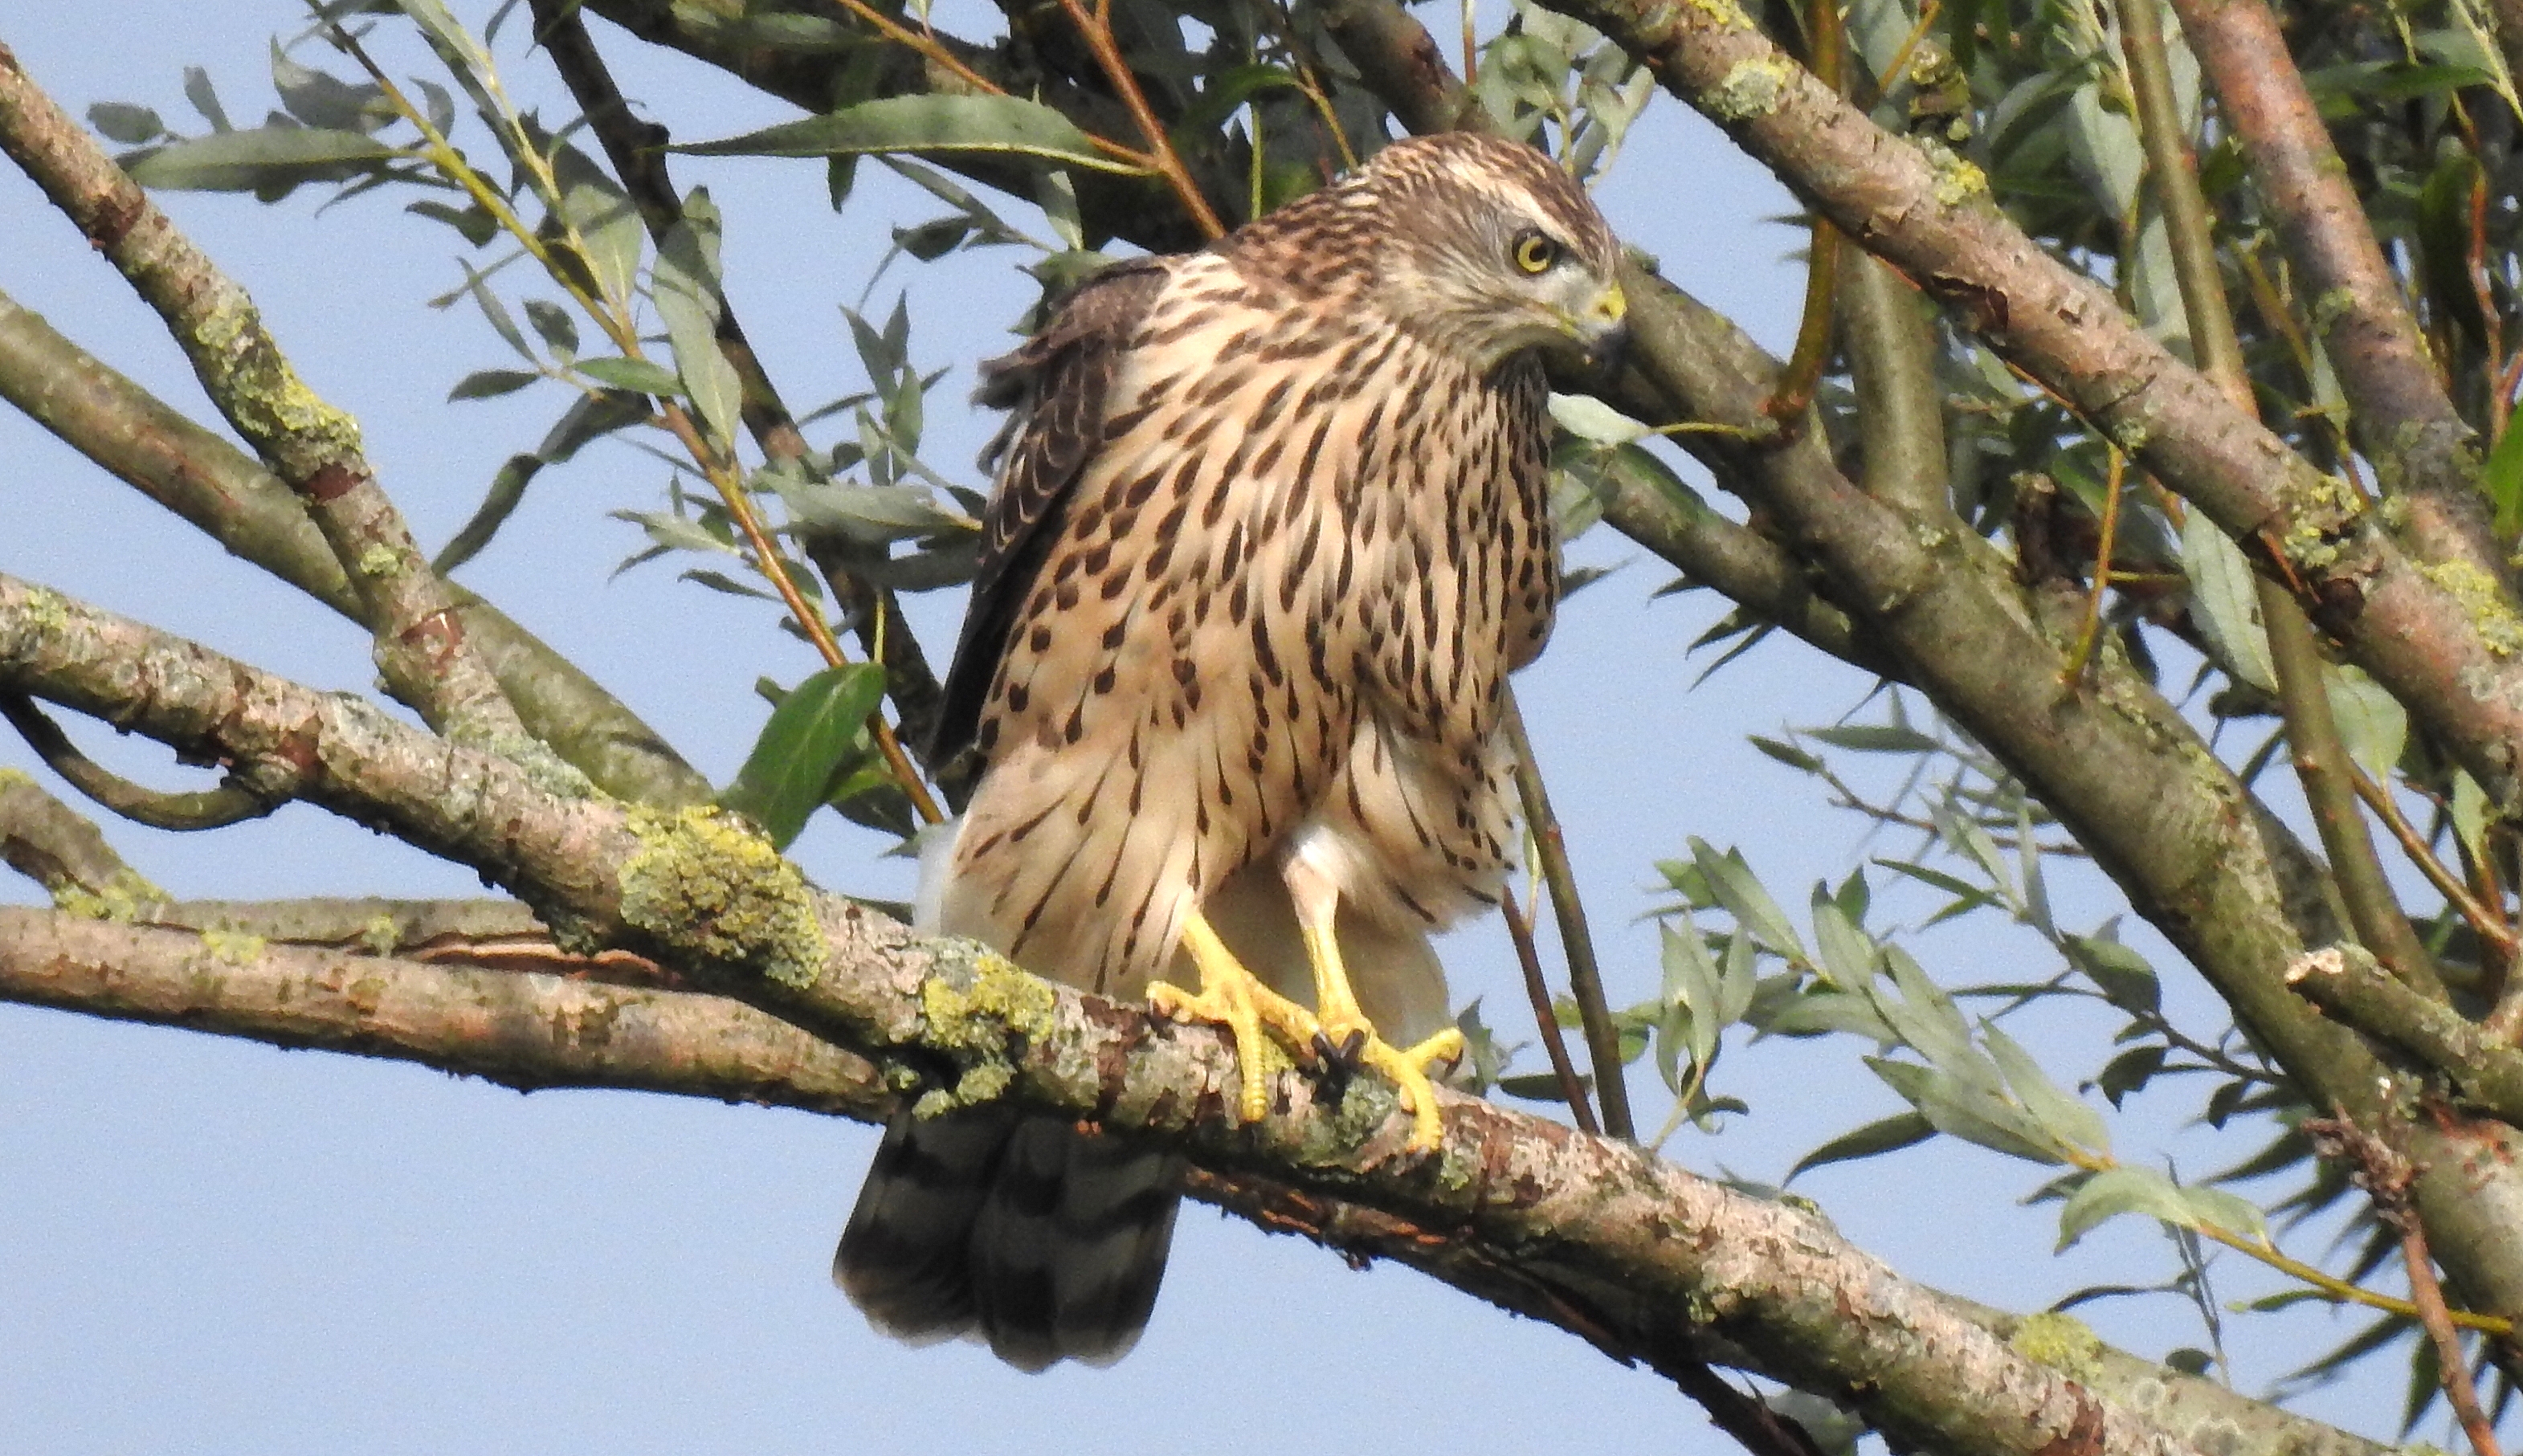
left=1322, top=1018, right=1464, bottom=1152
left=1148, top=909, right=1323, bottom=1125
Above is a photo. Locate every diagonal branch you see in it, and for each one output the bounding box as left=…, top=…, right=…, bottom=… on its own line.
left=0, top=39, right=524, bottom=748
left=2167, top=0, right=2505, bottom=596
left=1521, top=0, right=2523, bottom=820
left=0, top=287, right=711, bottom=808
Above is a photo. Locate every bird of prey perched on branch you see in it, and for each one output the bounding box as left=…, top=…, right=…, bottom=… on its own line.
left=836, top=130, right=1627, bottom=1371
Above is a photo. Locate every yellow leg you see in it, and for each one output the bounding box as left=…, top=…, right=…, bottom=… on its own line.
left=1148, top=907, right=1322, bottom=1125
left=1285, top=859, right=1464, bottom=1153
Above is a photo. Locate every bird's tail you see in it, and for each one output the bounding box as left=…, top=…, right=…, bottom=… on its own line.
left=834, top=1107, right=1182, bottom=1372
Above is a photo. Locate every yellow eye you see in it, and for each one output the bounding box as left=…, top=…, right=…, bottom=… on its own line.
left=1512, top=231, right=1559, bottom=275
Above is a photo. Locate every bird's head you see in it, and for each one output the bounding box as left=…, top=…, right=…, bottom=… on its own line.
left=1335, top=133, right=1628, bottom=374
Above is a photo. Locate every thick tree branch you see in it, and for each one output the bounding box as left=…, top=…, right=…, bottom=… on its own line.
left=2167, top=0, right=2504, bottom=594
left=0, top=40, right=525, bottom=748
left=1521, top=0, right=2523, bottom=817
left=0, top=769, right=162, bottom=911
left=0, top=287, right=711, bottom=807
left=2288, top=947, right=2523, bottom=1126
left=0, top=889, right=2390, bottom=1456
left=575, top=0, right=1210, bottom=253
left=0, top=569, right=2244, bottom=1456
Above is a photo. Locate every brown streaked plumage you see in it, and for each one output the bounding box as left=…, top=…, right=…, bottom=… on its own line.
left=837, top=131, right=1626, bottom=1371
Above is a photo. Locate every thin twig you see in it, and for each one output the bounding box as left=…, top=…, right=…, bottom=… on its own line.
left=1502, top=686, right=1634, bottom=1140
left=2304, top=1112, right=2509, bottom=1456
left=0, top=691, right=273, bottom=831
left=2349, top=765, right=2519, bottom=961
left=1762, top=0, right=1844, bottom=426
left=1500, top=891, right=1600, bottom=1135
left=1054, top=0, right=1227, bottom=239
left=2060, top=446, right=2125, bottom=686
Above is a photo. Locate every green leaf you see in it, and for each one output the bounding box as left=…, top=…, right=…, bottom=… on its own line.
left=88, top=102, right=167, bottom=144
left=447, top=369, right=540, bottom=402
left=553, top=146, right=645, bottom=308
left=2064, top=932, right=2160, bottom=1015
left=1747, top=735, right=1823, bottom=774
left=2323, top=663, right=2407, bottom=782
left=2488, top=412, right=2523, bottom=540
left=716, top=664, right=889, bottom=848
left=1548, top=392, right=1652, bottom=447
left=1866, top=1057, right=2060, bottom=1164
left=123, top=125, right=402, bottom=192
left=1785, top=1111, right=1934, bottom=1181
left=522, top=300, right=580, bottom=359
left=2093, top=1044, right=2166, bottom=1107
left=1803, top=723, right=1937, bottom=753
left=2178, top=509, right=2276, bottom=692
left=1689, top=838, right=1807, bottom=961
left=2056, top=1164, right=2198, bottom=1250
left=1497, top=1071, right=1589, bottom=1103
left=576, top=356, right=684, bottom=396
left=655, top=194, right=742, bottom=451
left=2452, top=767, right=2492, bottom=867
left=676, top=94, right=1150, bottom=175
left=1807, top=883, right=1876, bottom=989
left=1982, top=1021, right=2108, bottom=1158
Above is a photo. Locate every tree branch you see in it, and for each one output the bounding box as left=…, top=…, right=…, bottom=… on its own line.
left=0, top=286, right=711, bottom=808
left=0, top=888, right=2392, bottom=1456
left=0, top=567, right=2263, bottom=1456
left=2287, top=946, right=2523, bottom=1126
left=527, top=0, right=947, bottom=761
left=0, top=41, right=527, bottom=748
left=1523, top=0, right=2523, bottom=818
left=2167, top=0, right=2505, bottom=594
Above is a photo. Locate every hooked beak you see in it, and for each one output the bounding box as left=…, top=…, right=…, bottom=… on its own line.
left=1573, top=281, right=1630, bottom=374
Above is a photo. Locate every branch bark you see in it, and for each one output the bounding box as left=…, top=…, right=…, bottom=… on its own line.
left=0, top=40, right=525, bottom=748
left=0, top=567, right=2264, bottom=1456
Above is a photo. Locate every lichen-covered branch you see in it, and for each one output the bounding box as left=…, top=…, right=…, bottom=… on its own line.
left=0, top=39, right=523, bottom=747
left=2288, top=947, right=2523, bottom=1126
left=2167, top=0, right=2505, bottom=594
left=0, top=286, right=710, bottom=807
left=1525, top=0, right=2523, bottom=818
left=0, top=567, right=2256, bottom=1456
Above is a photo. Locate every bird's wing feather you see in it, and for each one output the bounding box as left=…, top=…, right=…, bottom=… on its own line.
left=931, top=257, right=1174, bottom=769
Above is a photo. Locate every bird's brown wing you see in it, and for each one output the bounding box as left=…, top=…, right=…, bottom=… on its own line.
left=930, top=256, right=1172, bottom=770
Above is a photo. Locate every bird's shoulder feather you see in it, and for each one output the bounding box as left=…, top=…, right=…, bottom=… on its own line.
left=932, top=255, right=1175, bottom=774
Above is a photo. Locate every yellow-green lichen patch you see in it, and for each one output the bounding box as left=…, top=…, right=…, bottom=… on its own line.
left=188, top=301, right=365, bottom=459
left=1676, top=0, right=1758, bottom=32
left=199, top=926, right=268, bottom=965
left=53, top=867, right=168, bottom=923
left=18, top=583, right=70, bottom=632
left=356, top=543, right=404, bottom=578
left=617, top=804, right=824, bottom=988
left=2422, top=558, right=2523, bottom=655
left=358, top=913, right=401, bottom=956
left=912, top=944, right=1059, bottom=1113
left=2008, top=1311, right=2104, bottom=1382
left=1704, top=57, right=1794, bottom=121
left=1927, top=150, right=1988, bottom=206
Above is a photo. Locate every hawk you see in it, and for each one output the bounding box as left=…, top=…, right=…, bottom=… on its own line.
left=836, top=131, right=1627, bottom=1369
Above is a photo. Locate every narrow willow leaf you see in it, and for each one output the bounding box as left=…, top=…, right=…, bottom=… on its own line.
left=2178, top=509, right=2277, bottom=691
left=88, top=102, right=167, bottom=144
left=677, top=94, right=1149, bottom=175
left=2323, top=663, right=2407, bottom=781
left=2064, top=932, right=2161, bottom=1016
left=1807, top=883, right=1876, bottom=989
left=2056, top=1164, right=2197, bottom=1250
left=717, top=664, right=888, bottom=848
left=1785, top=1111, right=1934, bottom=1182
left=655, top=202, right=741, bottom=451
left=576, top=356, right=683, bottom=397
left=123, top=126, right=402, bottom=191
left=1982, top=1022, right=2107, bottom=1158
left=447, top=369, right=539, bottom=402
left=2452, top=767, right=2492, bottom=866
left=1547, top=391, right=1652, bottom=447
left=1689, top=838, right=1807, bottom=961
